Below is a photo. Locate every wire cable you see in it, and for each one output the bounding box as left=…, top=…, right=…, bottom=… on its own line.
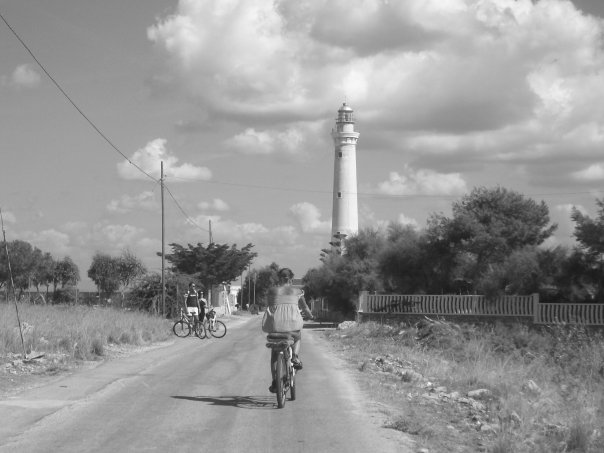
left=0, top=10, right=158, bottom=184
left=163, top=183, right=209, bottom=233
left=163, top=175, right=601, bottom=201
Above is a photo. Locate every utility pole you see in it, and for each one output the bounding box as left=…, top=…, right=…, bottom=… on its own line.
left=247, top=265, right=251, bottom=307
left=161, top=161, right=166, bottom=317
left=209, top=219, right=213, bottom=244
left=240, top=272, right=244, bottom=309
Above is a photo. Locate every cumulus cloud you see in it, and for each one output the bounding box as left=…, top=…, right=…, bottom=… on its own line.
left=117, top=138, right=212, bottom=181
left=0, top=211, right=16, bottom=224
left=378, top=164, right=467, bottom=196
left=224, top=121, right=324, bottom=156
left=189, top=213, right=299, bottom=246
left=147, top=0, right=604, bottom=188
left=62, top=221, right=147, bottom=253
left=556, top=203, right=586, bottom=216
left=4, top=64, right=41, bottom=89
left=107, top=191, right=159, bottom=213
left=571, top=164, right=604, bottom=182
left=198, top=198, right=230, bottom=211
left=21, top=229, right=71, bottom=255
left=397, top=213, right=420, bottom=230
left=97, top=224, right=145, bottom=244
left=289, top=202, right=331, bottom=234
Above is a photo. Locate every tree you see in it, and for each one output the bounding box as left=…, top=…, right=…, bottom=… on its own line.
left=571, top=199, right=604, bottom=298
left=53, top=256, right=80, bottom=290
left=554, top=247, right=598, bottom=302
left=378, top=224, right=430, bottom=294
left=0, top=240, right=40, bottom=297
left=571, top=199, right=604, bottom=256
left=303, top=228, right=384, bottom=315
left=88, top=253, right=120, bottom=299
left=116, top=250, right=146, bottom=306
left=128, top=271, right=188, bottom=315
left=241, top=263, right=280, bottom=307
left=474, top=247, right=542, bottom=299
left=164, top=242, right=256, bottom=291
left=452, top=186, right=556, bottom=262
left=31, top=252, right=55, bottom=301
left=304, top=255, right=381, bottom=315
left=426, top=186, right=557, bottom=294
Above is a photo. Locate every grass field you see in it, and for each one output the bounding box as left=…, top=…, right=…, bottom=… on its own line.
left=324, top=319, right=604, bottom=453
left=1, top=302, right=172, bottom=362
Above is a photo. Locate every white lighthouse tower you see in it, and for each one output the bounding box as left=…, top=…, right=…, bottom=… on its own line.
left=330, top=103, right=359, bottom=248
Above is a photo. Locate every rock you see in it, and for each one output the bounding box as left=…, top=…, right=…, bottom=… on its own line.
left=337, top=321, right=357, bottom=330
left=523, top=379, right=541, bottom=396
left=458, top=397, right=486, bottom=411
left=480, top=423, right=499, bottom=433
left=399, top=368, right=423, bottom=382
left=467, top=389, right=492, bottom=399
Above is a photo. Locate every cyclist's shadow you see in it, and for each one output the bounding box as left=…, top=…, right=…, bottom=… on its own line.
left=172, top=395, right=275, bottom=409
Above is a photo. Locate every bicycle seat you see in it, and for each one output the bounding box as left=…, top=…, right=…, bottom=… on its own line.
left=266, top=333, right=294, bottom=348
left=267, top=332, right=294, bottom=340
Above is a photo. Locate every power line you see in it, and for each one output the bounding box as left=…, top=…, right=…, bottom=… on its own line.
left=0, top=10, right=220, bottom=242
left=168, top=175, right=330, bottom=195
left=163, top=183, right=209, bottom=233
left=0, top=10, right=158, bottom=184
left=164, top=175, right=602, bottom=201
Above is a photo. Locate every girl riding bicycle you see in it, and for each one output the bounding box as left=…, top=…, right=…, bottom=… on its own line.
left=262, top=268, right=313, bottom=393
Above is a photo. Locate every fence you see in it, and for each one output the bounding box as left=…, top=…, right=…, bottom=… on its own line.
left=536, top=302, right=604, bottom=325
left=358, top=292, right=604, bottom=325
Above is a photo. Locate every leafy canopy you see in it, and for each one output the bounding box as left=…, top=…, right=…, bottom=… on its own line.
left=572, top=199, right=604, bottom=258
left=164, top=242, right=256, bottom=289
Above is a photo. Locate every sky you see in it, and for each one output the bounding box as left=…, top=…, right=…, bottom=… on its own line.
left=2, top=0, right=604, bottom=291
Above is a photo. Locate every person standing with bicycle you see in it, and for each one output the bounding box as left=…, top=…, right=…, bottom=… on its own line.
left=199, top=290, right=208, bottom=322
left=262, top=268, right=313, bottom=393
left=185, top=283, right=202, bottom=331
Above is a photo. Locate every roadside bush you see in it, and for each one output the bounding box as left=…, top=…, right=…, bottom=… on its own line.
left=52, top=288, right=77, bottom=304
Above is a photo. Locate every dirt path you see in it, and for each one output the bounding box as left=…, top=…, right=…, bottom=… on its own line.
left=0, top=316, right=414, bottom=453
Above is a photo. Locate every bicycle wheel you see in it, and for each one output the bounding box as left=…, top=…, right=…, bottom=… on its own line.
left=172, top=320, right=191, bottom=337
left=208, top=320, right=226, bottom=338
left=276, top=354, right=286, bottom=408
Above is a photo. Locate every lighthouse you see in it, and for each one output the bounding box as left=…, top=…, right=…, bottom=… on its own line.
left=330, top=103, right=359, bottom=248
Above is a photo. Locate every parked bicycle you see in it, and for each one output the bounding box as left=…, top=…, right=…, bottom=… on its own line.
left=173, top=307, right=206, bottom=339
left=203, top=308, right=227, bottom=338
left=266, top=332, right=296, bottom=408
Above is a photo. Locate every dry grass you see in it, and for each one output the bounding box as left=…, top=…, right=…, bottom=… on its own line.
left=1, top=302, right=172, bottom=361
left=324, top=320, right=604, bottom=453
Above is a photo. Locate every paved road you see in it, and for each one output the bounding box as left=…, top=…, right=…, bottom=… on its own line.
left=0, top=316, right=411, bottom=452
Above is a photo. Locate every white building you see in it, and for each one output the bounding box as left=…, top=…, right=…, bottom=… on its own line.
left=330, top=103, right=360, bottom=246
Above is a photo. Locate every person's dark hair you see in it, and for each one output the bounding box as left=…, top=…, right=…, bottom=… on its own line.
left=278, top=268, right=294, bottom=281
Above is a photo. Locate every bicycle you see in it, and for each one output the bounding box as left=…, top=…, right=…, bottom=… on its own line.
left=202, top=308, right=227, bottom=338
left=265, top=332, right=296, bottom=408
left=172, top=308, right=206, bottom=339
